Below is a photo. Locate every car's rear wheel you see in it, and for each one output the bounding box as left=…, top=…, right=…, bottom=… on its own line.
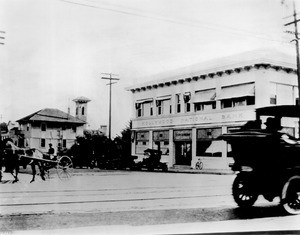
left=232, top=173, right=258, bottom=208
left=281, top=175, right=300, bottom=215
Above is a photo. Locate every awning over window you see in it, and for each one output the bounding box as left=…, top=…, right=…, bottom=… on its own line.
left=156, top=95, right=171, bottom=101
left=217, top=83, right=255, bottom=100
left=191, top=89, right=216, bottom=103
left=136, top=98, right=153, bottom=104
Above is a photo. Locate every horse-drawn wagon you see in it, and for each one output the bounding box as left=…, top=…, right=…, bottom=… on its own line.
left=0, top=139, right=73, bottom=183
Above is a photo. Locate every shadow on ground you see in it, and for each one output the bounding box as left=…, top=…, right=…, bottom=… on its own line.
left=0, top=204, right=293, bottom=232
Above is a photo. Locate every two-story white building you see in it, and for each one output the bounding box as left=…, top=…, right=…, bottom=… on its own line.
left=16, top=97, right=90, bottom=154
left=127, top=50, right=299, bottom=170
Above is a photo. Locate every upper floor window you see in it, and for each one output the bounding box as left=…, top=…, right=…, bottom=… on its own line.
left=192, top=89, right=216, bottom=112
left=184, top=92, right=191, bottom=113
left=221, top=97, right=255, bottom=109
left=63, top=139, right=67, bottom=148
left=156, top=96, right=171, bottom=116
left=219, top=83, right=255, bottom=109
left=136, top=103, right=142, bottom=117
left=41, top=138, right=46, bottom=148
left=82, top=107, right=85, bottom=115
left=41, top=123, right=47, bottom=132
left=135, top=98, right=153, bottom=118
left=176, top=94, right=181, bottom=113
left=157, top=100, right=162, bottom=115
left=195, top=102, right=216, bottom=111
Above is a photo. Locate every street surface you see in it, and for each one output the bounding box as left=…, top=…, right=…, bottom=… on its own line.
left=0, top=169, right=299, bottom=234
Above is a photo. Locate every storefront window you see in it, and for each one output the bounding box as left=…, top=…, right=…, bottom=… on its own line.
left=153, top=130, right=169, bottom=155
left=135, top=131, right=149, bottom=154
left=196, top=128, right=223, bottom=157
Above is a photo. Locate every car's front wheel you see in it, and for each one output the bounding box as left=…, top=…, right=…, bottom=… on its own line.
left=232, top=173, right=258, bottom=208
left=281, top=175, right=300, bottom=215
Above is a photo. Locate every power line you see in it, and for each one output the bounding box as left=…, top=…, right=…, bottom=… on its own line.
left=58, top=0, right=289, bottom=45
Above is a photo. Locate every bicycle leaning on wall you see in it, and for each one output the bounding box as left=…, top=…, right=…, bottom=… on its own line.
left=195, top=158, right=203, bottom=170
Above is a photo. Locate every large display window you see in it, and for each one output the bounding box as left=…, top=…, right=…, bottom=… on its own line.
left=153, top=130, right=169, bottom=155
left=196, top=128, right=223, bottom=157
left=135, top=131, right=149, bottom=154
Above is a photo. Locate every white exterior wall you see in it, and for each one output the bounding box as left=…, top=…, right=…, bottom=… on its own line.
left=129, top=64, right=298, bottom=170
left=21, top=123, right=84, bottom=154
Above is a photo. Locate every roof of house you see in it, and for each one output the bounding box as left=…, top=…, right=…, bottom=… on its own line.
left=126, top=49, right=296, bottom=91
left=16, top=108, right=86, bottom=125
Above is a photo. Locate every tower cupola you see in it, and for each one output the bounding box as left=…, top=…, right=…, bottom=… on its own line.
left=73, top=96, right=91, bottom=122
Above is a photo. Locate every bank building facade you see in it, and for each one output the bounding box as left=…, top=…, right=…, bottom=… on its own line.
left=127, top=50, right=298, bottom=171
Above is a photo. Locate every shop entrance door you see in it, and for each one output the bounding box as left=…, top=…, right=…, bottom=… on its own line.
left=175, top=141, right=192, bottom=165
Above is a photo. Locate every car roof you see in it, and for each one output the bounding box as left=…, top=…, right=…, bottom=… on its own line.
left=256, top=105, right=300, bottom=118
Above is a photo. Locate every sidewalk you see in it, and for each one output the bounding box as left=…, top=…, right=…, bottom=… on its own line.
left=167, top=167, right=234, bottom=175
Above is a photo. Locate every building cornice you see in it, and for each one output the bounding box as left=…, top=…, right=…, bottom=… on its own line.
left=128, top=63, right=296, bottom=93
left=126, top=50, right=296, bottom=93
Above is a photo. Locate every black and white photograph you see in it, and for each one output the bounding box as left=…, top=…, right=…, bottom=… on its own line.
left=1, top=0, right=300, bottom=234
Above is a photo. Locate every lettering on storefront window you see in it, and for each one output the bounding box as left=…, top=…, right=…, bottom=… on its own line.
left=174, top=130, right=192, bottom=141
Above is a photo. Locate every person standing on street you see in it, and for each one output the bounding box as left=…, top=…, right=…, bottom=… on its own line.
left=48, top=143, right=55, bottom=160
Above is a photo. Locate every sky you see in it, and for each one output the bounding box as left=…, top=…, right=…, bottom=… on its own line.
left=0, top=0, right=299, bottom=137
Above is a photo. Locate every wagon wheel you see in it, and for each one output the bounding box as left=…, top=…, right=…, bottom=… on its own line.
left=56, top=156, right=73, bottom=180
left=281, top=175, right=300, bottom=215
left=232, top=173, right=258, bottom=208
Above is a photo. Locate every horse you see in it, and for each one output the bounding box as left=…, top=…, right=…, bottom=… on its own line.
left=0, top=139, right=46, bottom=183
left=0, top=138, right=21, bottom=183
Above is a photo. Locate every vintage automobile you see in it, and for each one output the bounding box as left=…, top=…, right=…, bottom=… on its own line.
left=221, top=105, right=300, bottom=215
left=136, top=149, right=168, bottom=172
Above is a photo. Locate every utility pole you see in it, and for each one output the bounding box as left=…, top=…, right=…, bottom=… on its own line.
left=285, top=1, right=300, bottom=137
left=101, top=73, right=119, bottom=140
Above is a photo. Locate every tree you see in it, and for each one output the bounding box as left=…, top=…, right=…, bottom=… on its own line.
left=114, top=120, right=132, bottom=158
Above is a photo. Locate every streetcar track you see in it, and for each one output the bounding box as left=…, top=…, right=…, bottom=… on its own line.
left=0, top=184, right=229, bottom=195
left=0, top=190, right=231, bottom=201
left=0, top=194, right=230, bottom=207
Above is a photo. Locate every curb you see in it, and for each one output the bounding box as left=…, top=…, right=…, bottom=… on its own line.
left=167, top=169, right=234, bottom=175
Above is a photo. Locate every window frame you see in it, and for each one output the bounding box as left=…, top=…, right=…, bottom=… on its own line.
left=41, top=123, right=47, bottom=132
